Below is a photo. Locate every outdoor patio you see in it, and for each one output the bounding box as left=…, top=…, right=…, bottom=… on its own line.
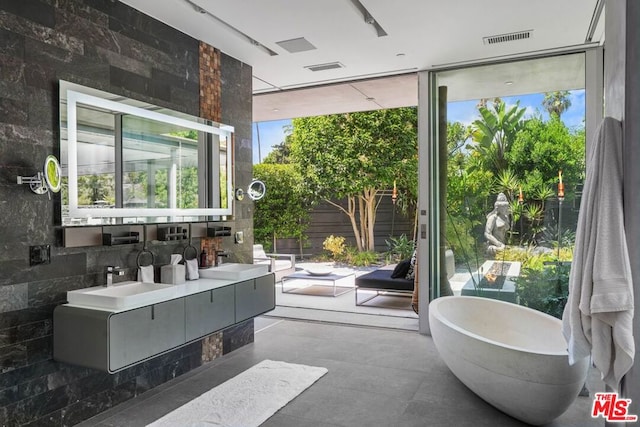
left=269, top=261, right=420, bottom=330
left=268, top=257, right=529, bottom=332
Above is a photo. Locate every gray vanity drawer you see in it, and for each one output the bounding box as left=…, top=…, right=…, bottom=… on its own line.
left=109, top=298, right=185, bottom=371
left=185, top=285, right=235, bottom=341
left=235, top=274, right=276, bottom=323
left=53, top=274, right=275, bottom=373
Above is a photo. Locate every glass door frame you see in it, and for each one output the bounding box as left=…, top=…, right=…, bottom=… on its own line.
left=417, top=47, right=603, bottom=335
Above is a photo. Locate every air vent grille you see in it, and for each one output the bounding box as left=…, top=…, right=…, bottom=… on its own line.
left=304, top=62, right=344, bottom=72
left=483, top=30, right=532, bottom=45
left=276, top=37, right=316, bottom=53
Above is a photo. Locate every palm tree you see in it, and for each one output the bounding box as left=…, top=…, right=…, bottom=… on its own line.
left=542, top=91, right=571, bottom=118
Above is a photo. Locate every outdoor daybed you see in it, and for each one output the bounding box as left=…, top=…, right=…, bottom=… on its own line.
left=355, top=264, right=414, bottom=305
left=355, top=250, right=454, bottom=306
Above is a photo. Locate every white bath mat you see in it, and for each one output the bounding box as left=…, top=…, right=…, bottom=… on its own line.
left=146, top=359, right=328, bottom=427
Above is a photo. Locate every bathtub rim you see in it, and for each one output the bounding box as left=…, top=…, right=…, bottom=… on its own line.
left=429, top=295, right=570, bottom=357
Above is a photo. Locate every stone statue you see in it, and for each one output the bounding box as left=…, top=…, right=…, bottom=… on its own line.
left=485, top=192, right=511, bottom=255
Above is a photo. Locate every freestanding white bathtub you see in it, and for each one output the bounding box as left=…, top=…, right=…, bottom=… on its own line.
left=429, top=296, right=589, bottom=425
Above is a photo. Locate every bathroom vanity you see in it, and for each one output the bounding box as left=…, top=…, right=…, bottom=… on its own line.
left=53, top=271, right=275, bottom=373
left=53, top=80, right=267, bottom=374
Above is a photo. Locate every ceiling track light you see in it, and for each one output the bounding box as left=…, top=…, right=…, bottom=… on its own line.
left=185, top=0, right=205, bottom=14
left=364, top=13, right=375, bottom=25
left=184, top=0, right=278, bottom=56
left=348, top=0, right=388, bottom=37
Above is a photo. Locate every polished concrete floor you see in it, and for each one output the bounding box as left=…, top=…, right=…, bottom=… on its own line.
left=78, top=317, right=603, bottom=427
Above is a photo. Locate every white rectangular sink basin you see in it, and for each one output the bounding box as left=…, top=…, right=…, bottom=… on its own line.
left=199, top=263, right=269, bottom=280
left=67, top=281, right=178, bottom=310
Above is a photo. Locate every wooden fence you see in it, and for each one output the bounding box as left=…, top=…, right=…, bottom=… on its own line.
left=267, top=196, right=415, bottom=259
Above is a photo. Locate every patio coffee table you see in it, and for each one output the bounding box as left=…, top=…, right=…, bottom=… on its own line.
left=281, top=271, right=355, bottom=297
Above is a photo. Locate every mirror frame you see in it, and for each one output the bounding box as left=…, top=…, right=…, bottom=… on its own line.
left=62, top=84, right=234, bottom=222
left=247, top=180, right=266, bottom=201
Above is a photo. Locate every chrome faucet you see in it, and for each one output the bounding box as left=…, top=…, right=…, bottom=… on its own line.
left=105, top=266, right=125, bottom=286
left=215, top=250, right=229, bottom=267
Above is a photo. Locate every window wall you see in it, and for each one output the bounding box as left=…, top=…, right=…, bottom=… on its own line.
left=417, top=50, right=603, bottom=334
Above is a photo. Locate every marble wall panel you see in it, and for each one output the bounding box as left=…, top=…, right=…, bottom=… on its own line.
left=222, top=319, right=255, bottom=354
left=0, top=285, right=28, bottom=314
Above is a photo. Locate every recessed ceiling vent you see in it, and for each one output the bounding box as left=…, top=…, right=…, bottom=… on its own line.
left=483, top=30, right=532, bottom=45
left=276, top=37, right=316, bottom=53
left=304, top=62, right=344, bottom=72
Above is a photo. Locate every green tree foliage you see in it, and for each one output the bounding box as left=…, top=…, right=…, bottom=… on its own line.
left=152, top=167, right=199, bottom=208
left=263, top=140, right=290, bottom=164
left=469, top=99, right=527, bottom=174
left=289, top=108, right=418, bottom=252
left=508, top=115, right=585, bottom=200
left=445, top=121, right=493, bottom=267
left=447, top=121, right=469, bottom=157
left=77, top=174, right=114, bottom=205
left=446, top=120, right=493, bottom=224
left=252, top=163, right=311, bottom=252
left=542, top=91, right=571, bottom=118
left=76, top=166, right=200, bottom=210
left=263, top=126, right=293, bottom=164
left=446, top=94, right=585, bottom=256
left=123, top=171, right=147, bottom=204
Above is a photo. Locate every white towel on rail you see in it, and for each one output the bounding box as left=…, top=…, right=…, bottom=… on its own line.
left=186, top=258, right=199, bottom=280
left=561, top=117, right=634, bottom=391
left=137, top=265, right=154, bottom=283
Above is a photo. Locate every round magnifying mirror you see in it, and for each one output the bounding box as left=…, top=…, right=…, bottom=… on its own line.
left=44, top=155, right=62, bottom=193
left=247, top=180, right=266, bottom=201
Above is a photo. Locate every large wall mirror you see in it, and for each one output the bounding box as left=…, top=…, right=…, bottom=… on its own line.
left=59, top=81, right=234, bottom=226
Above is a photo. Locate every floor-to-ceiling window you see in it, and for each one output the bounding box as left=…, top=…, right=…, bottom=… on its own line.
left=418, top=50, right=603, bottom=331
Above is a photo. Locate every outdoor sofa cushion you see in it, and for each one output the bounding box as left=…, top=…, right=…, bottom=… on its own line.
left=253, top=244, right=295, bottom=282
left=391, top=259, right=412, bottom=278
left=355, top=264, right=414, bottom=292
left=253, top=244, right=294, bottom=271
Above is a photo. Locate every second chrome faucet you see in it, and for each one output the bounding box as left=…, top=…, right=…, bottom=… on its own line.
left=214, top=250, right=228, bottom=267
left=105, top=266, right=125, bottom=286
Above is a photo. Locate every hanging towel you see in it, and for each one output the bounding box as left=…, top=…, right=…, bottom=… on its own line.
left=186, top=258, right=199, bottom=280
left=562, top=117, right=634, bottom=391
left=137, top=265, right=154, bottom=283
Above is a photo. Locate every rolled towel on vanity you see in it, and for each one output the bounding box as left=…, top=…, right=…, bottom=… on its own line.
left=186, top=258, right=199, bottom=280
left=138, top=265, right=154, bottom=283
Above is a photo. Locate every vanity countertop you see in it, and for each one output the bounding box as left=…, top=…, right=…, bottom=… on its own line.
left=64, top=274, right=272, bottom=313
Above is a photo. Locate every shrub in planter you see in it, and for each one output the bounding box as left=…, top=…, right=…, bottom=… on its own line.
left=514, top=261, right=571, bottom=319
left=385, top=234, right=415, bottom=263
left=344, top=248, right=379, bottom=267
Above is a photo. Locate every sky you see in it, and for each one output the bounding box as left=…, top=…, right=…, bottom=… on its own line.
left=251, top=90, right=586, bottom=164
left=252, top=119, right=291, bottom=164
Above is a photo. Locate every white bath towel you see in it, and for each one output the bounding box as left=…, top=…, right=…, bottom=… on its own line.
left=562, top=117, right=634, bottom=391
left=137, top=265, right=154, bottom=283
left=186, top=258, right=199, bottom=280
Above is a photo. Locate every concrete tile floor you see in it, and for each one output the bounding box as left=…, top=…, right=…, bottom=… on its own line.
left=78, top=317, right=603, bottom=427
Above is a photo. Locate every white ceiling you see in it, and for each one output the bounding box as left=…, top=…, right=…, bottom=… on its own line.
left=120, top=0, right=605, bottom=121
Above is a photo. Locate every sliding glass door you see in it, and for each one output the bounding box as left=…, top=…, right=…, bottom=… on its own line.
left=418, top=50, right=602, bottom=332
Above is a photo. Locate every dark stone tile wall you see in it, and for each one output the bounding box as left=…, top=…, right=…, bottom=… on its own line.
left=222, top=319, right=254, bottom=354
left=221, top=52, right=255, bottom=264
left=0, top=1, right=254, bottom=425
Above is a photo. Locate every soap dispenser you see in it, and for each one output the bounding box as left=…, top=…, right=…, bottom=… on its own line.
left=200, top=248, right=208, bottom=268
